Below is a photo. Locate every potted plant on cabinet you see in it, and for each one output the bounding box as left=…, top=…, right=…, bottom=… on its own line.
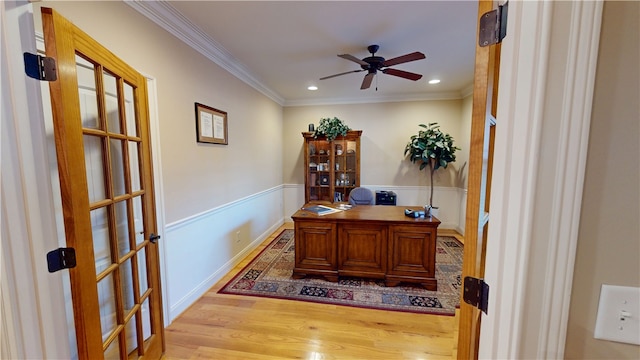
left=313, top=117, right=350, bottom=141
left=404, top=122, right=460, bottom=217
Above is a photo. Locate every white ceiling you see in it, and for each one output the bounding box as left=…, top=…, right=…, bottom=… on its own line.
left=130, top=1, right=479, bottom=106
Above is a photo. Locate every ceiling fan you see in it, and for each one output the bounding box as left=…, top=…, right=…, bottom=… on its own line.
left=320, top=45, right=426, bottom=90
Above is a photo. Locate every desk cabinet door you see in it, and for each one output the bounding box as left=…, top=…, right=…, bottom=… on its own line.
left=388, top=225, right=436, bottom=277
left=338, top=224, right=387, bottom=279
left=294, top=221, right=337, bottom=272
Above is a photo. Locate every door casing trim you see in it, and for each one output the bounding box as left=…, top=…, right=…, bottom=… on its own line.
left=480, top=1, right=603, bottom=358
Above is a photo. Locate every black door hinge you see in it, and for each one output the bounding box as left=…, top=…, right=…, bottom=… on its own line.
left=463, top=276, right=489, bottom=314
left=47, top=247, right=76, bottom=273
left=479, top=1, right=509, bottom=47
left=24, top=52, right=57, bottom=81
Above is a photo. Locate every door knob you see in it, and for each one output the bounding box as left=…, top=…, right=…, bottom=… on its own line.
left=149, top=233, right=161, bottom=244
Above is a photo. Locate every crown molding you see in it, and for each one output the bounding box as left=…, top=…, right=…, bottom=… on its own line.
left=284, top=90, right=465, bottom=107
left=125, top=0, right=285, bottom=106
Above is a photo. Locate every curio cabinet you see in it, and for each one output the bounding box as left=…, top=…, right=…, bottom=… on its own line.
left=302, top=130, right=362, bottom=203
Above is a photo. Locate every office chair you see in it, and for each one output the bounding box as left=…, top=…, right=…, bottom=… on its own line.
left=348, top=187, right=374, bottom=205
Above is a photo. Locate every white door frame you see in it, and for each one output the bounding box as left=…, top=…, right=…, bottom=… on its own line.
left=1, top=1, right=71, bottom=358
left=1, top=1, right=602, bottom=358
left=480, top=1, right=603, bottom=358
left=143, top=75, right=170, bottom=326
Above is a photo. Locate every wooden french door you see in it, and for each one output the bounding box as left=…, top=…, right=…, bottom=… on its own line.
left=457, top=0, right=502, bottom=358
left=42, top=7, right=164, bottom=359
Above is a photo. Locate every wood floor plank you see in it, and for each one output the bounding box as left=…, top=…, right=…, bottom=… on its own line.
left=164, top=223, right=459, bottom=359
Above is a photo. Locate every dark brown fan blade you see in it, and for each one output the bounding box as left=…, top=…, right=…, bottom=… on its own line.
left=382, top=68, right=423, bottom=81
left=382, top=51, right=425, bottom=67
left=361, top=73, right=375, bottom=89
left=338, top=54, right=369, bottom=66
left=319, top=69, right=364, bottom=80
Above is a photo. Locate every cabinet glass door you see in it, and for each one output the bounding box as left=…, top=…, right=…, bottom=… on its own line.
left=308, top=138, right=331, bottom=201
left=333, top=138, right=357, bottom=202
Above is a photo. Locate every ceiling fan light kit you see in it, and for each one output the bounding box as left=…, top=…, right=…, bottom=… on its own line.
left=320, top=44, right=425, bottom=90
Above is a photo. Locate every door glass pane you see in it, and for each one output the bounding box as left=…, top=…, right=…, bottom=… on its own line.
left=75, top=54, right=100, bottom=130
left=97, top=273, right=117, bottom=342
left=103, top=336, right=120, bottom=360
left=84, top=135, right=106, bottom=203
left=137, top=247, right=148, bottom=295
left=133, top=196, right=144, bottom=246
left=124, top=82, right=138, bottom=137
left=129, top=141, right=141, bottom=192
left=120, top=258, right=135, bottom=317
left=103, top=71, right=122, bottom=134
left=91, top=207, right=112, bottom=274
left=125, top=316, right=139, bottom=357
left=141, top=298, right=152, bottom=341
left=115, top=200, right=130, bottom=258
left=110, top=139, right=126, bottom=197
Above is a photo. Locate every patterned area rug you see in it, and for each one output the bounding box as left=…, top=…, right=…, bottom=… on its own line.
left=219, top=229, right=463, bottom=316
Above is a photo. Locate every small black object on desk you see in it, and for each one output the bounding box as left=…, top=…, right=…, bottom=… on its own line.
left=376, top=190, right=397, bottom=205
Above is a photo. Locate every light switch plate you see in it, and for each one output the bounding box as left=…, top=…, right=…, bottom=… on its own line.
left=594, top=284, right=640, bottom=345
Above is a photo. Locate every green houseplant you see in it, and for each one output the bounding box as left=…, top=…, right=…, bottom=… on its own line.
left=404, top=122, right=460, bottom=215
left=314, top=117, right=350, bottom=141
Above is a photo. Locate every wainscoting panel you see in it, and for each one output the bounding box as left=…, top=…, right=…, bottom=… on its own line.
left=163, top=186, right=285, bottom=321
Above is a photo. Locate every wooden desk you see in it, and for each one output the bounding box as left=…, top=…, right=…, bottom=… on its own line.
left=291, top=204, right=441, bottom=290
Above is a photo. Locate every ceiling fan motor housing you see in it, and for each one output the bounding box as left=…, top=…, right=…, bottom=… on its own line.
left=362, top=56, right=385, bottom=72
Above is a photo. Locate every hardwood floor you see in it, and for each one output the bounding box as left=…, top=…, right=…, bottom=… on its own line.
left=163, top=223, right=460, bottom=359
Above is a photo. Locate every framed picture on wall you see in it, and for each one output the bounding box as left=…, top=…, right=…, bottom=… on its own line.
left=195, top=102, right=228, bottom=144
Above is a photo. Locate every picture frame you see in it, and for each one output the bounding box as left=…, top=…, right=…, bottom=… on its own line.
left=195, top=102, right=228, bottom=145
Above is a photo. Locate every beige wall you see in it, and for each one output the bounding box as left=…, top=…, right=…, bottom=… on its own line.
left=565, top=1, right=640, bottom=358
left=34, top=1, right=284, bottom=223
left=283, top=99, right=468, bottom=191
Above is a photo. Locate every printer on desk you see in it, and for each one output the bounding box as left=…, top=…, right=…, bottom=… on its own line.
left=375, top=190, right=397, bottom=206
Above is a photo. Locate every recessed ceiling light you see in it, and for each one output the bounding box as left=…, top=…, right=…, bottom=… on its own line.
left=307, top=85, right=318, bottom=91
left=428, top=79, right=441, bottom=85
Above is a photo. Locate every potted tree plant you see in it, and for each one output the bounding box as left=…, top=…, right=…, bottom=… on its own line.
left=404, top=122, right=460, bottom=217
left=313, top=117, right=350, bottom=141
